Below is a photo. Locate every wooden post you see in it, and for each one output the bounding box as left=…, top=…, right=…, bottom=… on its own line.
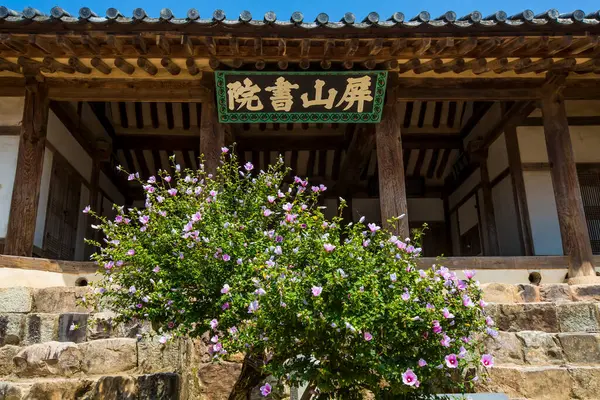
left=504, top=125, right=534, bottom=256
left=541, top=77, right=595, bottom=279
left=376, top=91, right=409, bottom=238
left=4, top=81, right=49, bottom=256
left=199, top=88, right=223, bottom=176
left=478, top=149, right=500, bottom=255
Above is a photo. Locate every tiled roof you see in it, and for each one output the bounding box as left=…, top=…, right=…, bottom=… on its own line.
left=0, top=7, right=596, bottom=30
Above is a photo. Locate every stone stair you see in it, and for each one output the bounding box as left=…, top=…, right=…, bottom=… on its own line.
left=0, top=287, right=241, bottom=400
left=479, top=283, right=600, bottom=400
left=4, top=284, right=600, bottom=399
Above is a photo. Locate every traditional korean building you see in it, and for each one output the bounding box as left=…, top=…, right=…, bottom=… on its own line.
left=1, top=6, right=600, bottom=286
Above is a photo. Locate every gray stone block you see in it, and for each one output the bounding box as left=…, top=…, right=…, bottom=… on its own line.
left=0, top=288, right=32, bottom=313
left=494, top=303, right=559, bottom=332
left=517, top=284, right=540, bottom=303
left=32, top=287, right=93, bottom=313
left=540, top=284, right=573, bottom=303
left=137, top=373, right=180, bottom=399
left=484, top=331, right=524, bottom=365
left=137, top=336, right=182, bottom=374
left=572, top=284, right=600, bottom=302
left=58, top=313, right=88, bottom=343
left=0, top=345, right=20, bottom=376
left=79, top=338, right=137, bottom=375
left=23, top=313, right=59, bottom=345
left=558, top=333, right=600, bottom=364
left=557, top=303, right=600, bottom=333
left=481, top=283, right=520, bottom=303
left=0, top=313, right=25, bottom=346
left=516, top=331, right=564, bottom=365
left=13, top=341, right=83, bottom=377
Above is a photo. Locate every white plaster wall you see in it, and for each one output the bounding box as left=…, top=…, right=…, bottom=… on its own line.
left=0, top=268, right=98, bottom=288
left=519, top=126, right=600, bottom=164
left=487, top=133, right=509, bottom=181
left=523, top=171, right=563, bottom=255
left=458, top=195, right=478, bottom=236
left=33, top=149, right=53, bottom=248
left=0, top=97, right=24, bottom=126
left=0, top=136, right=19, bottom=237
left=492, top=176, right=522, bottom=256
left=74, top=185, right=90, bottom=261
left=407, top=198, right=444, bottom=221
left=47, top=111, right=92, bottom=183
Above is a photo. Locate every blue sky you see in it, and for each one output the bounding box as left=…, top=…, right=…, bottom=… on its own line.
left=2, top=0, right=599, bottom=21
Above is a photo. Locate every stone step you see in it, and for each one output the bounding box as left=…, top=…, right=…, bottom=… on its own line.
left=478, top=365, right=600, bottom=400
left=486, top=331, right=600, bottom=366
left=0, top=338, right=188, bottom=379
left=485, top=302, right=600, bottom=333
left=0, top=372, right=179, bottom=399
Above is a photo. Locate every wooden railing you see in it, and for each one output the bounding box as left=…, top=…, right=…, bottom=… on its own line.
left=3, top=254, right=600, bottom=275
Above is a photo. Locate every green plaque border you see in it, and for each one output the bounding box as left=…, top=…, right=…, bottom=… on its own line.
left=215, top=70, right=388, bottom=124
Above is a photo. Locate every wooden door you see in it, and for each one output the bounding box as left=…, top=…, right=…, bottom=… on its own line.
left=578, top=165, right=600, bottom=255
left=43, top=156, right=81, bottom=260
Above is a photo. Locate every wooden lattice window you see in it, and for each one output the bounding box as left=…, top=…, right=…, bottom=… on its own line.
left=578, top=165, right=600, bottom=255
left=42, top=155, right=81, bottom=260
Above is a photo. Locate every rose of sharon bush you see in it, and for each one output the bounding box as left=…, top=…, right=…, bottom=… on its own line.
left=86, top=150, right=493, bottom=399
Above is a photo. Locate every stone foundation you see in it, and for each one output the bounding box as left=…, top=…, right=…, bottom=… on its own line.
left=4, top=284, right=600, bottom=399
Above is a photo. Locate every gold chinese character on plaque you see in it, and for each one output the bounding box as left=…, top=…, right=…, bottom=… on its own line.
left=300, top=79, right=338, bottom=109
left=336, top=76, right=373, bottom=113
left=227, top=78, right=263, bottom=111
left=265, top=77, right=300, bottom=111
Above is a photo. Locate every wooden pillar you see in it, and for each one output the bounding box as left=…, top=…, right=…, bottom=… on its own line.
left=541, top=81, right=595, bottom=278
left=504, top=125, right=534, bottom=256
left=4, top=81, right=49, bottom=256
left=478, top=149, right=500, bottom=255
left=200, top=86, right=223, bottom=177
left=376, top=95, right=409, bottom=239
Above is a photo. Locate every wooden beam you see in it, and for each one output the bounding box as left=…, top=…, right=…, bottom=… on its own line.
left=504, top=125, right=534, bottom=256
left=199, top=84, right=223, bottom=176
left=4, top=81, right=49, bottom=257
left=376, top=90, right=409, bottom=238
left=541, top=75, right=595, bottom=279
left=47, top=79, right=211, bottom=102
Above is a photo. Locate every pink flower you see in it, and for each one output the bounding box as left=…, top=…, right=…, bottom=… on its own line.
left=364, top=332, right=373, bottom=341
left=167, top=188, right=177, bottom=196
left=267, top=196, right=275, bottom=203
left=260, top=383, right=271, bottom=396
left=323, top=243, right=336, bottom=252
left=464, top=269, right=476, bottom=279
left=283, top=203, right=293, bottom=211
left=221, top=284, right=230, bottom=294
left=222, top=302, right=230, bottom=310
left=418, top=358, right=427, bottom=367
left=432, top=320, right=442, bottom=334
left=210, top=319, right=218, bottom=330
left=222, top=254, right=231, bottom=261
left=367, top=223, right=380, bottom=233
left=164, top=176, right=171, bottom=183
left=211, top=335, right=219, bottom=343
left=82, top=205, right=91, bottom=213
left=458, top=346, right=468, bottom=359
left=311, top=286, right=323, bottom=297
left=390, top=273, right=397, bottom=282
left=486, top=316, right=495, bottom=326
left=462, top=295, right=474, bottom=307
left=248, top=300, right=259, bottom=313
left=244, top=162, right=254, bottom=171
left=148, top=176, right=156, bottom=183
left=221, top=147, right=229, bottom=153
left=440, top=334, right=451, bottom=347
left=445, top=354, right=458, bottom=368
left=127, top=249, right=135, bottom=256
left=192, top=212, right=202, bottom=222
left=479, top=299, right=487, bottom=308
left=442, top=308, right=454, bottom=319
left=401, top=291, right=410, bottom=301
left=263, top=209, right=272, bottom=217
left=362, top=240, right=370, bottom=247
left=153, top=266, right=160, bottom=273
left=481, top=354, right=494, bottom=368
left=158, top=336, right=167, bottom=344
left=139, top=215, right=149, bottom=225
left=402, top=369, right=418, bottom=386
